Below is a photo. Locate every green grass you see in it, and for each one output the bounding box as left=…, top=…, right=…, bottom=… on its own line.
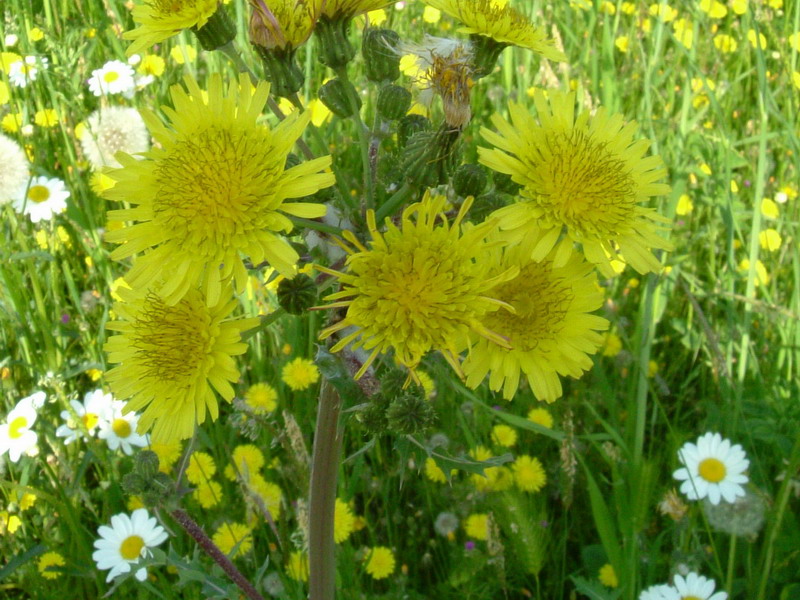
left=1, top=0, right=799, bottom=599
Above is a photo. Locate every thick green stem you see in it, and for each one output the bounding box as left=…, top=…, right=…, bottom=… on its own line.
left=375, top=182, right=413, bottom=222
left=308, top=381, right=343, bottom=600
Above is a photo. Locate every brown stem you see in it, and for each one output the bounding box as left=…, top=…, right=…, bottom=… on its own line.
left=170, top=508, right=265, bottom=600
left=308, top=380, right=343, bottom=600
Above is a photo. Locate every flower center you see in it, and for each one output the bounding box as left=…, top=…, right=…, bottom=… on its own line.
left=28, top=185, right=51, bottom=203
left=698, top=457, right=727, bottom=483
left=112, top=418, right=132, bottom=438
left=103, top=70, right=120, bottom=83
left=152, top=126, right=279, bottom=257
left=133, top=291, right=214, bottom=382
left=531, top=129, right=637, bottom=237
left=484, top=262, right=571, bottom=352
left=8, top=416, right=28, bottom=439
left=119, top=535, right=145, bottom=560
left=82, top=412, right=99, bottom=430
left=683, top=597, right=703, bottom=600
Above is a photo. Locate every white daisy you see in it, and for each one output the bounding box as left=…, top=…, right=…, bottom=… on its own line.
left=80, top=106, right=150, bottom=169
left=661, top=572, right=727, bottom=600
left=97, top=400, right=149, bottom=455
left=0, top=133, right=29, bottom=203
left=0, top=395, right=39, bottom=462
left=13, top=176, right=70, bottom=223
left=21, top=391, right=47, bottom=410
left=7, top=56, right=48, bottom=88
left=55, top=389, right=114, bottom=445
left=87, top=60, right=136, bottom=97
left=92, top=508, right=168, bottom=582
left=673, top=432, right=749, bottom=505
left=639, top=584, right=675, bottom=600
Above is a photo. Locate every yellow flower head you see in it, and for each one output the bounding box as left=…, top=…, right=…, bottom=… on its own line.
left=512, top=454, right=547, bottom=492
left=186, top=451, right=217, bottom=484
left=491, top=424, right=517, bottom=447
left=249, top=0, right=322, bottom=50
left=37, top=551, right=65, bottom=580
left=124, top=0, right=219, bottom=55
left=321, top=0, right=390, bottom=19
left=334, top=498, right=355, bottom=543
left=225, top=444, right=266, bottom=480
left=244, top=382, right=278, bottom=413
left=287, top=551, right=309, bottom=581
left=193, top=480, right=223, bottom=508
left=527, top=407, right=553, bottom=429
left=281, top=357, right=320, bottom=391
left=212, top=522, right=252, bottom=557
left=422, top=0, right=565, bottom=62
left=365, top=546, right=395, bottom=580
left=104, top=285, right=259, bottom=444
left=425, top=456, right=453, bottom=483
left=103, top=73, right=334, bottom=306
left=463, top=244, right=608, bottom=402
left=464, top=513, right=489, bottom=540
left=479, top=90, right=673, bottom=277
left=318, top=192, right=518, bottom=380
left=248, top=474, right=283, bottom=520
left=598, top=563, right=619, bottom=588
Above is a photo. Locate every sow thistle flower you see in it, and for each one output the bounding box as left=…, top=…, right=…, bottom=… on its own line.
left=463, top=244, right=608, bottom=402
left=422, top=0, right=565, bottom=77
left=479, top=90, right=673, bottom=277
left=104, top=73, right=334, bottom=306
left=104, top=284, right=259, bottom=444
left=318, top=192, right=518, bottom=380
left=124, top=0, right=221, bottom=55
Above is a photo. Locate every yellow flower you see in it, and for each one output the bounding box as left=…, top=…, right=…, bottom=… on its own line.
left=422, top=0, right=565, bottom=63
left=321, top=0, right=390, bottom=19
left=37, top=552, right=65, bottom=580
left=479, top=90, right=672, bottom=278
left=186, top=451, right=217, bottom=484
left=318, top=192, right=517, bottom=380
left=462, top=244, right=608, bottom=402
left=700, top=0, right=728, bottom=18
left=244, top=382, right=278, bottom=414
left=425, top=457, right=455, bottom=483
left=0, top=511, right=22, bottom=534
left=150, top=440, right=183, bottom=472
left=527, top=407, right=553, bottom=429
left=491, top=424, right=517, bottom=447
left=672, top=18, right=693, bottom=50
left=18, top=492, right=36, bottom=511
left=714, top=34, right=738, bottom=53
left=738, top=259, right=769, bottom=286
left=513, top=455, right=547, bottom=492
left=281, top=357, right=320, bottom=391
left=34, top=109, right=59, bottom=128
left=761, top=197, right=779, bottom=218
left=621, top=2, right=636, bottom=14
left=124, top=0, right=219, bottom=55
left=192, top=480, right=223, bottom=508
left=464, top=513, right=489, bottom=540
left=676, top=194, right=694, bottom=216
left=699, top=163, right=712, bottom=176
left=790, top=33, right=800, bottom=53
left=104, top=74, right=333, bottom=306
left=365, top=546, right=395, bottom=580
left=648, top=3, right=677, bottom=21
left=287, top=551, right=309, bottom=581
left=248, top=474, right=283, bottom=520
left=793, top=71, right=800, bottom=91
left=747, top=29, right=766, bottom=50
left=28, top=27, right=45, bottom=42
left=759, top=228, right=781, bottom=252
left=423, top=6, right=441, bottom=23
left=127, top=495, right=145, bottom=510
left=212, top=522, right=252, bottom=556
left=468, top=446, right=510, bottom=491
left=732, top=0, right=748, bottom=14
left=138, top=54, right=165, bottom=76
left=248, top=0, right=322, bottom=50
left=104, top=285, right=258, bottom=443
left=224, top=444, right=266, bottom=480
left=615, top=36, right=629, bottom=53
left=1, top=112, right=23, bottom=133
left=598, top=563, right=619, bottom=588
left=170, top=44, right=197, bottom=63
left=334, top=498, right=355, bottom=543
left=0, top=81, right=9, bottom=105
left=600, top=1, right=616, bottom=15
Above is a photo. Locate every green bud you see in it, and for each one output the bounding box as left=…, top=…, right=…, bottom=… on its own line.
left=377, top=85, right=412, bottom=121
left=362, top=28, right=401, bottom=83
left=319, top=78, right=361, bottom=118
left=285, top=153, right=301, bottom=169
left=255, top=46, right=306, bottom=98
left=357, top=396, right=389, bottom=436
left=397, top=114, right=431, bottom=149
left=135, top=450, right=160, bottom=480
left=315, top=16, right=356, bottom=69
left=470, top=191, right=510, bottom=222
left=386, top=392, right=436, bottom=435
left=452, top=164, right=488, bottom=198
left=192, top=6, right=237, bottom=51
left=401, top=124, right=462, bottom=189
left=469, top=33, right=508, bottom=79
left=493, top=172, right=522, bottom=195
left=122, top=472, right=146, bottom=496
left=277, top=274, right=319, bottom=315
left=379, top=367, right=408, bottom=398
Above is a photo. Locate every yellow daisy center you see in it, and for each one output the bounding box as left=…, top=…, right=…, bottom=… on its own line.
left=28, top=185, right=51, bottom=203
left=103, top=70, right=120, bottom=83
left=112, top=418, right=132, bottom=438
left=132, top=292, right=214, bottom=381
left=82, top=412, right=99, bottom=430
left=484, top=262, right=572, bottom=352
left=153, top=126, right=279, bottom=259
left=683, top=597, right=703, bottom=600
left=119, top=534, right=145, bottom=560
left=8, top=416, right=27, bottom=439
left=698, top=457, right=727, bottom=483
left=534, top=129, right=637, bottom=237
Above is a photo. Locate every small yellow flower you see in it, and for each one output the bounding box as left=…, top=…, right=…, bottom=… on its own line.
left=37, top=552, right=65, bottom=580
left=193, top=479, right=223, bottom=508
left=0, top=81, right=8, bottom=105
left=747, top=29, right=766, bottom=50
left=334, top=498, right=355, bottom=543
left=2, top=112, right=23, bottom=133
left=127, top=495, right=145, bottom=510
left=732, top=0, right=748, bottom=14
left=281, top=357, right=320, bottom=391
left=714, top=34, right=738, bottom=53
left=138, top=54, right=165, bottom=76
left=676, top=194, right=694, bottom=216
left=34, top=109, right=59, bottom=128
left=424, top=457, right=449, bottom=483
left=528, top=408, right=553, bottom=429
left=0, top=511, right=22, bottom=534
left=366, top=9, right=387, bottom=25
left=170, top=44, right=197, bottom=63
left=699, top=163, right=712, bottom=176
left=513, top=455, right=547, bottom=492
left=792, top=71, right=800, bottom=91
left=761, top=197, right=779, bottom=218
left=598, top=563, right=619, bottom=588
left=759, top=228, right=781, bottom=252
left=700, top=0, right=727, bottom=18
left=738, top=259, right=770, bottom=286
left=124, top=0, right=218, bottom=55
left=648, top=360, right=659, bottom=377
left=186, top=451, right=217, bottom=484
left=28, top=27, right=45, bottom=42
left=244, top=382, right=278, bottom=414
left=287, top=551, right=309, bottom=581
left=365, top=546, right=395, bottom=580
left=18, top=492, right=36, bottom=511
left=423, top=6, right=441, bottom=23
left=86, top=368, right=103, bottom=382
left=491, top=424, right=517, bottom=448
left=621, top=2, right=636, bottom=14
left=615, top=36, right=629, bottom=53
left=212, top=522, right=252, bottom=556
left=672, top=18, right=693, bottom=49
left=464, top=513, right=489, bottom=540
left=149, top=440, right=183, bottom=472
left=648, top=3, right=677, bottom=21
left=789, top=33, right=800, bottom=53
left=224, top=444, right=265, bottom=481
left=600, top=1, right=616, bottom=14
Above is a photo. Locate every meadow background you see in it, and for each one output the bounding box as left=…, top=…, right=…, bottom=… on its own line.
left=1, top=0, right=799, bottom=599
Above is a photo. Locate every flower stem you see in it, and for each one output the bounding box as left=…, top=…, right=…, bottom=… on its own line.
left=308, top=380, right=343, bottom=600
left=375, top=182, right=413, bottom=222
left=170, top=508, right=265, bottom=600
